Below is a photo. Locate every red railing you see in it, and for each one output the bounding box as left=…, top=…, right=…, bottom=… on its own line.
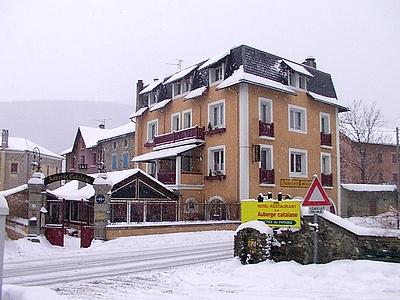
left=259, top=169, right=274, bottom=184
left=321, top=173, right=333, bottom=187
left=320, top=132, right=332, bottom=147
left=157, top=172, right=176, bottom=184
left=259, top=121, right=274, bottom=138
left=154, top=126, right=205, bottom=147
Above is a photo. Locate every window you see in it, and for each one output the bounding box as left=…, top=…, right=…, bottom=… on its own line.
left=10, top=163, right=18, bottom=173
left=289, top=148, right=307, bottom=177
left=321, top=153, right=331, bottom=175
left=147, top=161, right=156, bottom=178
left=123, top=152, right=129, bottom=168
left=171, top=112, right=180, bottom=131
left=183, top=109, right=192, bottom=129
left=209, top=64, right=224, bottom=85
left=174, top=82, right=182, bottom=96
left=112, top=154, right=117, bottom=170
left=208, top=146, right=225, bottom=175
left=80, top=155, right=85, bottom=164
left=208, top=100, right=225, bottom=129
left=377, top=152, right=383, bottom=163
left=147, top=120, right=158, bottom=142
left=393, top=173, right=398, bottom=183
left=182, top=79, right=191, bottom=93
left=288, top=70, right=307, bottom=90
left=289, top=105, right=307, bottom=133
left=378, top=173, right=383, bottom=182
left=113, top=141, right=117, bottom=149
left=46, top=165, right=50, bottom=175
left=320, top=113, right=330, bottom=134
left=259, top=98, right=272, bottom=124
left=149, top=93, right=157, bottom=107
left=392, top=153, right=397, bottom=163
left=93, top=153, right=97, bottom=165
left=260, top=146, right=273, bottom=171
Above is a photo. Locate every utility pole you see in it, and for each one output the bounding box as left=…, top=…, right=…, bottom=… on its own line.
left=396, top=127, right=400, bottom=229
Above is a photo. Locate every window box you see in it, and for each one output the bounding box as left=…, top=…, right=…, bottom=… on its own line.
left=259, top=169, right=274, bottom=184
left=321, top=173, right=333, bottom=187
left=259, top=121, right=274, bottom=138
left=320, top=132, right=332, bottom=147
left=204, top=175, right=226, bottom=181
left=154, top=126, right=205, bottom=146
left=205, top=127, right=226, bottom=136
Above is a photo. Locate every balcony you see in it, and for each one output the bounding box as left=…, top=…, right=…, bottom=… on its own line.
left=153, top=126, right=205, bottom=147
left=259, top=121, right=274, bottom=138
left=320, top=132, right=332, bottom=147
left=157, top=172, right=176, bottom=185
left=321, top=173, right=333, bottom=187
left=259, top=169, right=274, bottom=184
left=77, top=163, right=88, bottom=170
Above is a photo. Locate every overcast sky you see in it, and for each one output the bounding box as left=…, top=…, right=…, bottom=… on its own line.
left=0, top=0, right=399, bottom=127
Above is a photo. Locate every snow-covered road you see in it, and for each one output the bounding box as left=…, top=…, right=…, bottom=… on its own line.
left=4, top=240, right=232, bottom=286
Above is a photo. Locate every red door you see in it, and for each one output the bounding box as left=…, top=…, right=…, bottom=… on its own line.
left=81, top=225, right=94, bottom=248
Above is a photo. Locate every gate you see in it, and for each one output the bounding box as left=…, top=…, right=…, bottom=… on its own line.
left=44, top=224, right=64, bottom=247
left=80, top=225, right=94, bottom=248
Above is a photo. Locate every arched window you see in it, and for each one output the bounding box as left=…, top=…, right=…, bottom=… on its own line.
left=184, top=198, right=198, bottom=214
left=206, top=196, right=227, bottom=221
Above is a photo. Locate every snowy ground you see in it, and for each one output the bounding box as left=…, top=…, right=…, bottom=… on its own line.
left=3, top=218, right=400, bottom=300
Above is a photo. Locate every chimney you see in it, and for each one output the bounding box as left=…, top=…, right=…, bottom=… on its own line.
left=1, top=129, right=9, bottom=149
left=303, top=56, right=317, bottom=69
left=136, top=79, right=144, bottom=111
left=153, top=78, right=159, bottom=82
left=99, top=123, right=105, bottom=129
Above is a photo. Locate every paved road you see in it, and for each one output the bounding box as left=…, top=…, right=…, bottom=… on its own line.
left=3, top=241, right=233, bottom=286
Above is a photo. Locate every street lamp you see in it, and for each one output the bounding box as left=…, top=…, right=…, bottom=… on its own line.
left=31, top=147, right=42, bottom=172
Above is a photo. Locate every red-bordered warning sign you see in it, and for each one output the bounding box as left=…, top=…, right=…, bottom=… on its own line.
left=302, top=176, right=331, bottom=206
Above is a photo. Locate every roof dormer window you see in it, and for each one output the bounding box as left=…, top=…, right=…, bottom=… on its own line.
left=288, top=70, right=308, bottom=90
left=173, top=78, right=191, bottom=98
left=209, top=64, right=224, bottom=85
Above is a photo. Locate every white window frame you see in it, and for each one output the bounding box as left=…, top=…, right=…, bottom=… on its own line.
left=173, top=78, right=191, bottom=99
left=171, top=112, right=181, bottom=131
left=288, top=104, right=307, bottom=134
left=147, top=119, right=158, bottom=143
left=259, top=97, right=273, bottom=124
left=208, top=145, right=226, bottom=175
left=320, top=112, right=331, bottom=134
left=148, top=92, right=157, bottom=107
left=209, top=63, right=225, bottom=86
left=288, top=70, right=307, bottom=90
left=182, top=109, right=193, bottom=129
left=289, top=148, right=308, bottom=178
left=208, top=99, right=225, bottom=129
left=259, top=145, right=273, bottom=171
left=146, top=161, right=157, bottom=177
left=321, top=152, right=332, bottom=175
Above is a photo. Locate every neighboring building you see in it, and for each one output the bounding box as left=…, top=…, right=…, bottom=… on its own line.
left=340, top=132, right=398, bottom=185
left=0, top=129, right=63, bottom=191
left=341, top=183, right=397, bottom=217
left=63, top=122, right=135, bottom=174
left=131, top=44, right=347, bottom=219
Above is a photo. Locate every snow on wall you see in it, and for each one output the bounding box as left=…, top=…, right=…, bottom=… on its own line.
left=236, top=220, right=273, bottom=235
left=341, top=184, right=397, bottom=192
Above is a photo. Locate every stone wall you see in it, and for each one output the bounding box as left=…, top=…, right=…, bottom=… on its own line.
left=272, top=215, right=400, bottom=264
left=5, top=190, right=29, bottom=219
left=341, top=188, right=397, bottom=217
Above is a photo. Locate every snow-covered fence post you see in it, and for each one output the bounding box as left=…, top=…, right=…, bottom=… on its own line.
left=93, top=173, right=112, bottom=240
left=0, top=194, right=9, bottom=299
left=27, top=172, right=45, bottom=236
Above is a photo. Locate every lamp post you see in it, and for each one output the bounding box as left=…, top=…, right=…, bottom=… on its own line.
left=31, top=146, right=42, bottom=172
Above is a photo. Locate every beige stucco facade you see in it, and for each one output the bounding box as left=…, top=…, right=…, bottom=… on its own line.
left=134, top=82, right=340, bottom=214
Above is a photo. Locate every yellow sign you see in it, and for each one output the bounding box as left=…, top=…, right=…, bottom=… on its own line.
left=280, top=178, right=312, bottom=188
left=241, top=200, right=301, bottom=228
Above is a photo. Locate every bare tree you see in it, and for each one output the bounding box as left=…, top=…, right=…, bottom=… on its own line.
left=340, top=100, right=391, bottom=183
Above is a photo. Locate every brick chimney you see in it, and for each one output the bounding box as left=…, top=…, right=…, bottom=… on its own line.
left=136, top=79, right=144, bottom=111
left=303, top=56, right=317, bottom=69
left=1, top=129, right=9, bottom=149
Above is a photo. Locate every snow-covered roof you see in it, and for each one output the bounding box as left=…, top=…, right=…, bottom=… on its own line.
left=132, top=144, right=200, bottom=162
left=341, top=123, right=396, bottom=145
left=78, top=122, right=135, bottom=148
left=217, top=66, right=295, bottom=94
left=282, top=60, right=314, bottom=77
left=130, top=107, right=148, bottom=119
left=5, top=137, right=63, bottom=159
left=341, top=184, right=397, bottom=192
left=164, top=65, right=198, bottom=84
left=139, top=79, right=163, bottom=95
left=308, top=92, right=348, bottom=112
left=183, top=86, right=207, bottom=100
left=49, top=169, right=172, bottom=201
left=198, top=49, right=230, bottom=70
left=60, top=147, right=73, bottom=156
left=0, top=194, right=9, bottom=215
left=0, top=184, right=28, bottom=197
left=149, top=98, right=172, bottom=112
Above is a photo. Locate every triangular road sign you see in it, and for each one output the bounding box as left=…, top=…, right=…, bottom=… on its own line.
left=302, top=176, right=331, bottom=206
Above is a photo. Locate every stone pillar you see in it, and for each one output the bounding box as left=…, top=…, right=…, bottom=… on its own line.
left=93, top=173, right=112, bottom=240
left=27, top=172, right=46, bottom=235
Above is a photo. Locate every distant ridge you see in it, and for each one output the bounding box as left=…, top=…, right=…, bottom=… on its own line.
left=0, top=100, right=134, bottom=154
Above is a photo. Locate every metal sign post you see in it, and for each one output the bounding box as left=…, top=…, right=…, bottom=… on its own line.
left=0, top=195, right=10, bottom=299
